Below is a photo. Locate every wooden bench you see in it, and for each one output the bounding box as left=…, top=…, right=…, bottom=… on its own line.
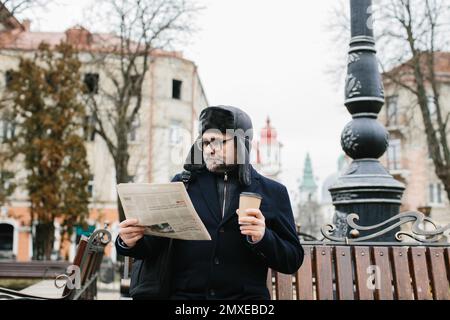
left=267, top=211, right=450, bottom=300
left=0, top=228, right=111, bottom=300
left=119, top=211, right=450, bottom=300
left=0, top=261, right=71, bottom=279
left=267, top=244, right=450, bottom=300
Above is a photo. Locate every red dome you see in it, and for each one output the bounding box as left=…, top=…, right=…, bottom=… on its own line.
left=260, top=116, right=277, bottom=144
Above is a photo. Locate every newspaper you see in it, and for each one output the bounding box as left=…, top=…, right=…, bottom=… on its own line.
left=117, top=182, right=211, bottom=241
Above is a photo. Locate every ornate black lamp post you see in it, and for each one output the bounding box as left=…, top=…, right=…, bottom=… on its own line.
left=328, top=0, right=405, bottom=241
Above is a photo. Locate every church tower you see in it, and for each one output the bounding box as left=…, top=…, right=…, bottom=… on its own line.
left=299, top=153, right=318, bottom=203
left=256, top=117, right=282, bottom=180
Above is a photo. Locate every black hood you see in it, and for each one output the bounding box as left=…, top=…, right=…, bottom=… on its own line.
left=183, top=105, right=254, bottom=186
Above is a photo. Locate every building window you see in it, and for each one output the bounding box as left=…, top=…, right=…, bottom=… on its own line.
left=0, top=170, right=14, bottom=194
left=169, top=121, right=182, bottom=146
left=84, top=73, right=99, bottom=94
left=427, top=95, right=437, bottom=119
left=4, top=70, right=13, bottom=88
left=437, top=184, right=442, bottom=203
left=87, top=174, right=94, bottom=198
left=386, top=95, right=398, bottom=126
left=0, top=118, right=15, bottom=142
left=130, top=74, right=140, bottom=96
left=429, top=183, right=443, bottom=204
left=0, top=223, right=14, bottom=259
left=133, top=166, right=146, bottom=183
left=387, top=139, right=401, bottom=170
left=172, top=79, right=182, bottom=100
left=128, top=117, right=140, bottom=142
left=45, top=72, right=59, bottom=92
left=83, top=115, right=96, bottom=142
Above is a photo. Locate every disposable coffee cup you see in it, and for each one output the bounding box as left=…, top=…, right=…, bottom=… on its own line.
left=238, top=192, right=262, bottom=224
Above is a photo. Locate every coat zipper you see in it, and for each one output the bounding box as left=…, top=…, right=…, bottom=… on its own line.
left=222, top=172, right=228, bottom=218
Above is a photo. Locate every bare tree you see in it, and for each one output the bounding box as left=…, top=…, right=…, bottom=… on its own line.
left=329, top=0, right=450, bottom=202
left=83, top=0, right=201, bottom=222
left=296, top=200, right=323, bottom=241
left=0, top=0, right=53, bottom=17
left=324, top=0, right=351, bottom=89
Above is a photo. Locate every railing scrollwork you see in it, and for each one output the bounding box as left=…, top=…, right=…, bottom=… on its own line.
left=321, top=211, right=450, bottom=244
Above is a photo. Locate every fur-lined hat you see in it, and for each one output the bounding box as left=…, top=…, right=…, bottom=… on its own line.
left=184, top=105, right=253, bottom=186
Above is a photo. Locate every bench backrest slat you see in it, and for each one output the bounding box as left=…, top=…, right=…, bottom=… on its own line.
left=446, top=248, right=450, bottom=281
left=0, top=262, right=70, bottom=279
left=391, top=247, right=414, bottom=299
left=409, top=247, right=432, bottom=300
left=334, top=246, right=354, bottom=300
left=372, top=246, right=394, bottom=300
left=93, top=252, right=105, bottom=279
left=72, top=237, right=88, bottom=267
left=295, top=245, right=314, bottom=300
left=353, top=246, right=374, bottom=300
left=275, top=272, right=293, bottom=300
left=63, top=237, right=88, bottom=297
left=81, top=252, right=95, bottom=285
left=428, top=247, right=450, bottom=300
left=315, top=246, right=334, bottom=300
left=266, top=269, right=273, bottom=299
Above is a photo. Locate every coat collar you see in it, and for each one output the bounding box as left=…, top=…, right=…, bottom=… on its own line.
left=196, top=165, right=261, bottom=225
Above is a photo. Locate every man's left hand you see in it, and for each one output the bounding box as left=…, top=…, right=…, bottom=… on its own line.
left=237, top=208, right=266, bottom=243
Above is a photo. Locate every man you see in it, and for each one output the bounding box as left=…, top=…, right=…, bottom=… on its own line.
left=116, top=105, right=304, bottom=299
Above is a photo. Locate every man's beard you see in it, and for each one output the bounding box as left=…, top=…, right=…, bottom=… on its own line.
left=204, top=156, right=234, bottom=173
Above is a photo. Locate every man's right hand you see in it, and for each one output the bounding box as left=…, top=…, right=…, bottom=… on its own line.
left=118, top=218, right=146, bottom=248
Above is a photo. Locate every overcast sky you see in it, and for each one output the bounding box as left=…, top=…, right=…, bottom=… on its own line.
left=21, top=0, right=352, bottom=200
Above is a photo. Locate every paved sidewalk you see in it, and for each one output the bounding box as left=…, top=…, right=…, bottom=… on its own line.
left=20, top=280, right=64, bottom=299
left=97, top=281, right=121, bottom=300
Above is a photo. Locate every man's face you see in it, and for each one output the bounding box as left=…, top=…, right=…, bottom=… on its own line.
left=201, top=130, right=236, bottom=172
